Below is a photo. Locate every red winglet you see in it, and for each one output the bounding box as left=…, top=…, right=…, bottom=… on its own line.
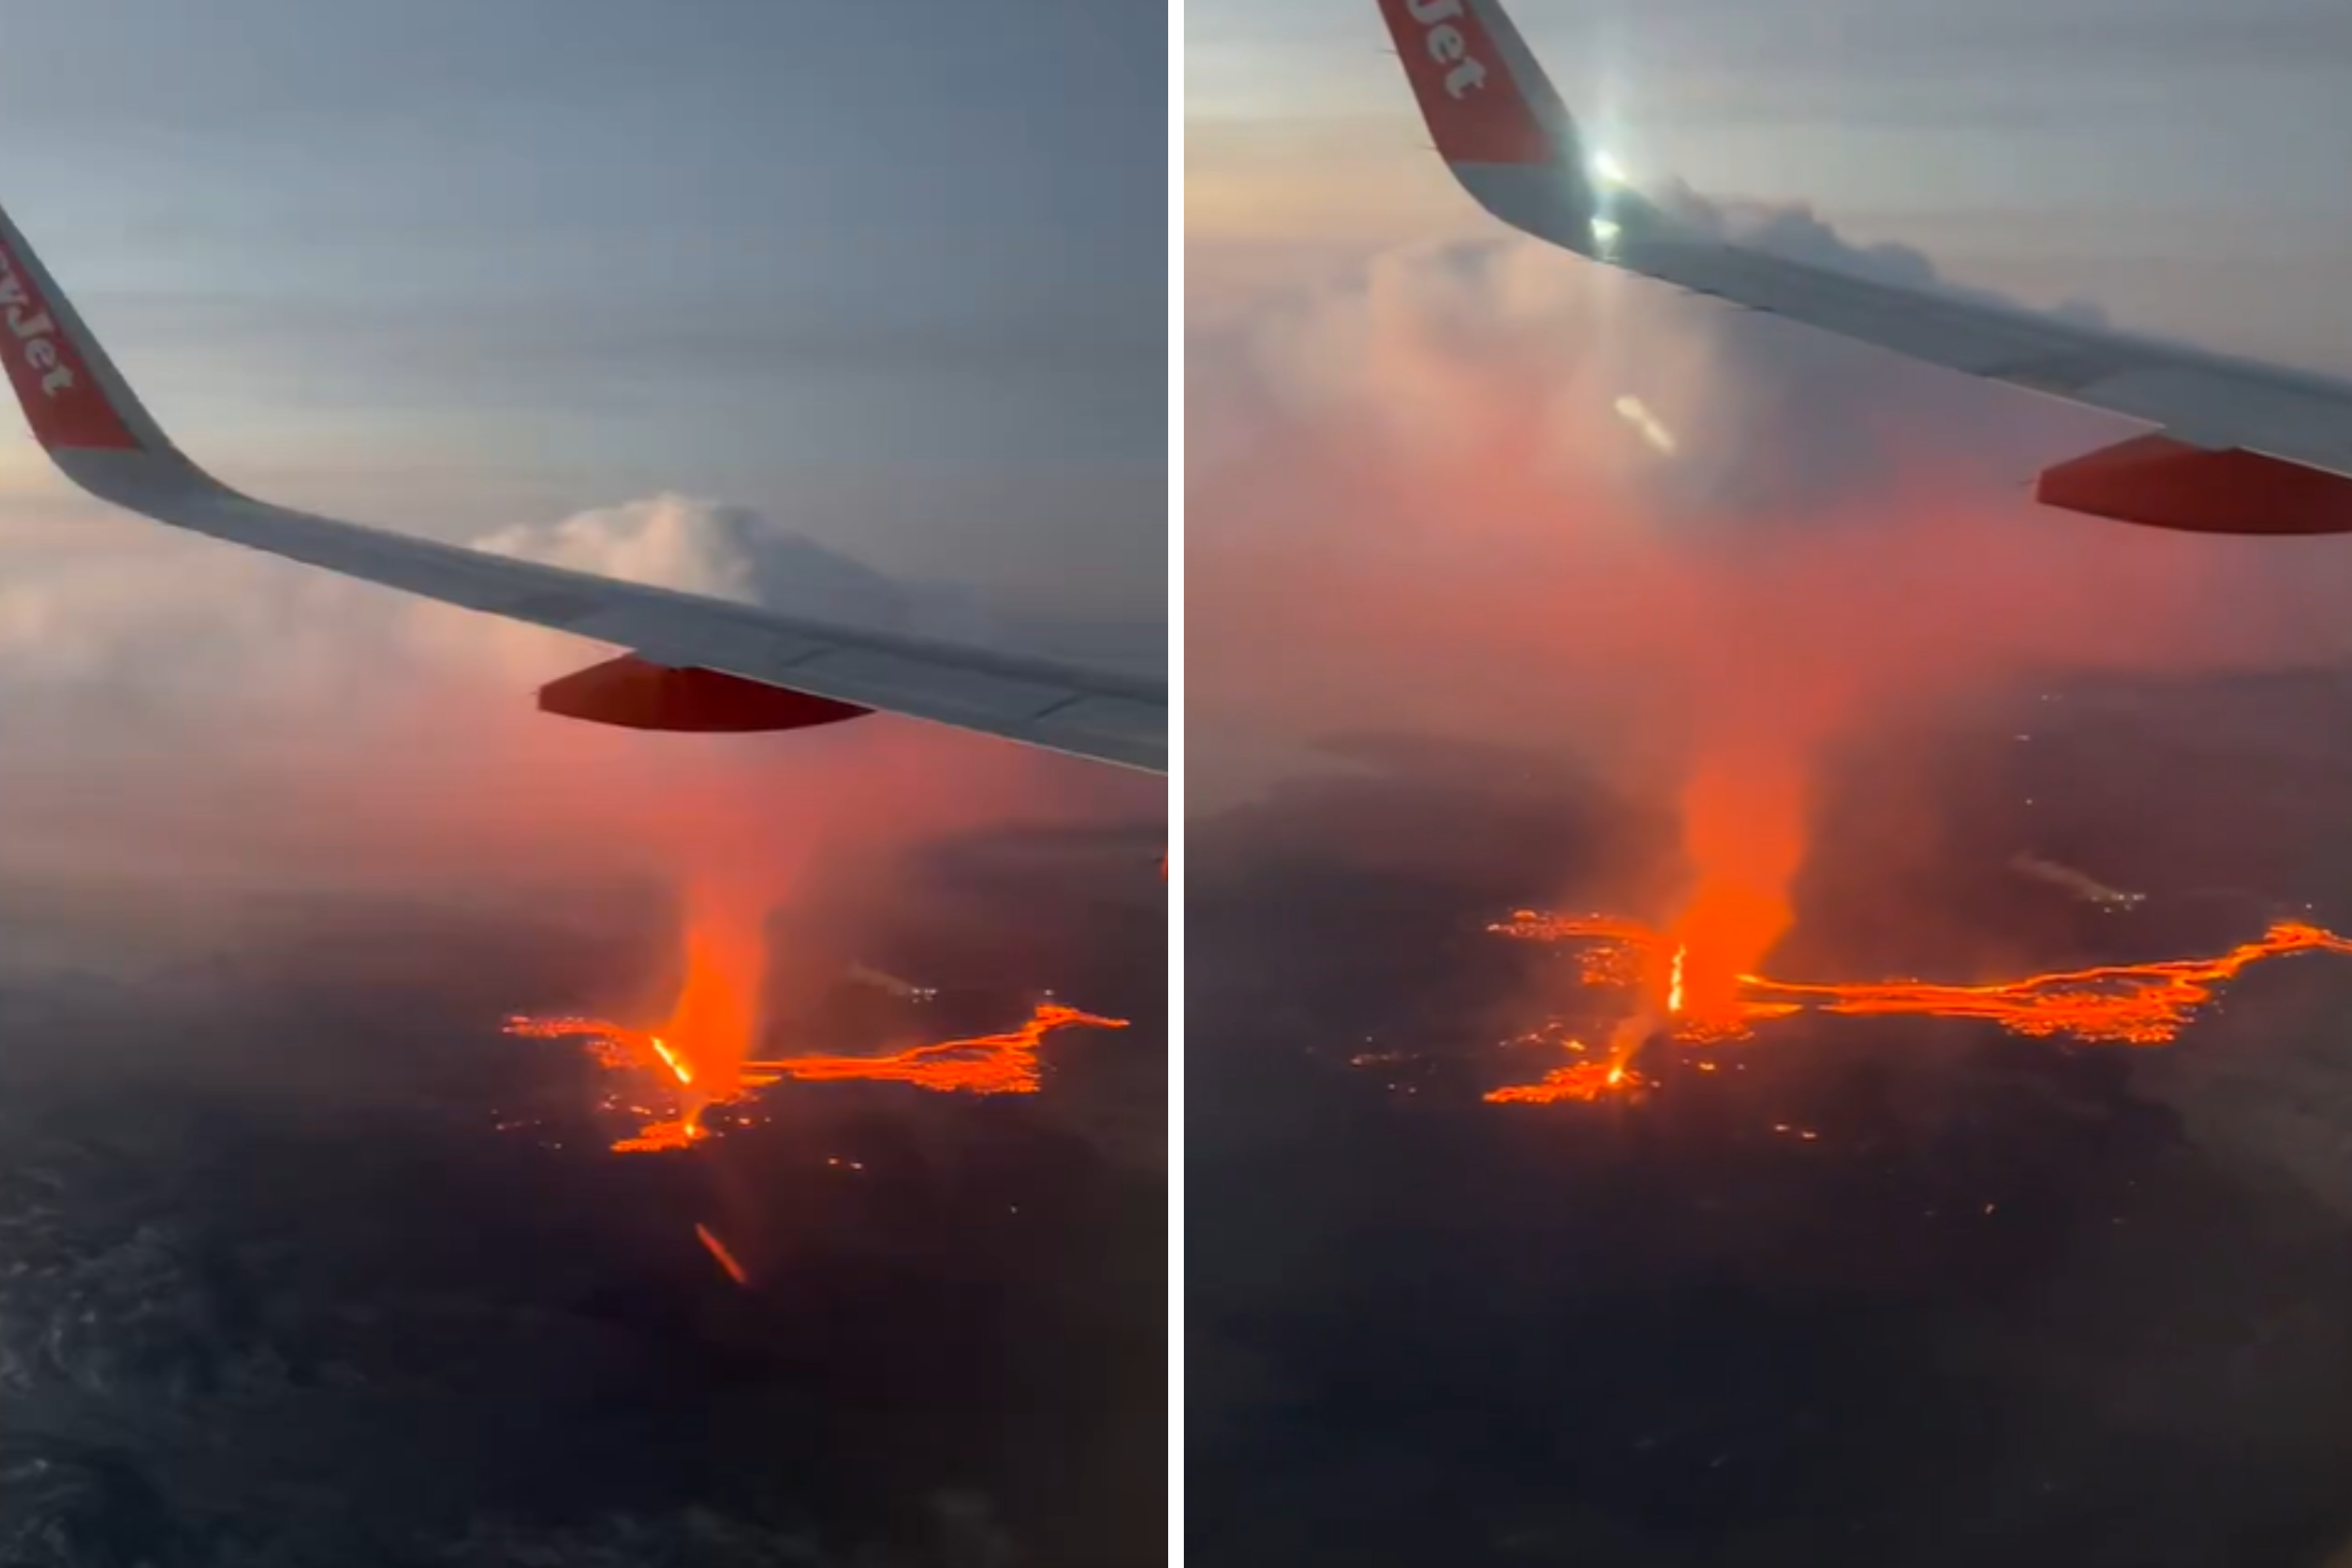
left=1375, top=0, right=1554, bottom=166
left=2036, top=434, right=2352, bottom=536
left=538, top=654, right=873, bottom=733
left=0, top=230, right=140, bottom=452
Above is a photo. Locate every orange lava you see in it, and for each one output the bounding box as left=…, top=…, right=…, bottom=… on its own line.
left=507, top=1000, right=1130, bottom=1150
left=1485, top=1051, right=1648, bottom=1105
left=1671, top=750, right=1807, bottom=1028
left=615, top=1119, right=708, bottom=1154
left=695, top=1222, right=750, bottom=1287
left=656, top=882, right=766, bottom=1102
left=1746, top=922, right=2352, bottom=1044
left=1483, top=910, right=2352, bottom=1101
left=504, top=1012, right=715, bottom=1150
left=504, top=879, right=765, bottom=1144
left=506, top=877, right=1128, bottom=1149
left=650, top=1037, right=693, bottom=1086
left=742, top=1003, right=1131, bottom=1096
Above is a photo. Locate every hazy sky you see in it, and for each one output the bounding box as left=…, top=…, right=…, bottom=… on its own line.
left=0, top=0, right=1166, bottom=623
left=1190, top=0, right=2352, bottom=376
left=1186, top=0, right=2352, bottom=815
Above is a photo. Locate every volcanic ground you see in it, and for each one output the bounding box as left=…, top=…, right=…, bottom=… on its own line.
left=0, top=820, right=1166, bottom=1568
left=1189, top=665, right=2352, bottom=1568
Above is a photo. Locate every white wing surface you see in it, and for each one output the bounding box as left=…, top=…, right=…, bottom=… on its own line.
left=0, top=200, right=1165, bottom=771
left=1375, top=0, right=2352, bottom=535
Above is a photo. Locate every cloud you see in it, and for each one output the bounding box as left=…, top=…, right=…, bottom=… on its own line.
left=1190, top=198, right=2352, bottom=936
left=1654, top=180, right=2113, bottom=330
left=0, top=494, right=1143, bottom=935
left=474, top=492, right=999, bottom=645
left=477, top=494, right=771, bottom=605
left=1647, top=0, right=2352, bottom=75
left=1231, top=187, right=2139, bottom=538
left=0, top=492, right=1008, bottom=720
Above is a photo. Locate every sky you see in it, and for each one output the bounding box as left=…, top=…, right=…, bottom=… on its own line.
left=1190, top=0, right=2352, bottom=376
left=0, top=0, right=1167, bottom=627
left=1187, top=0, right=2352, bottom=812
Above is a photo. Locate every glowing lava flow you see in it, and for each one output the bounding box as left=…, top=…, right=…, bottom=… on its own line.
left=651, top=1038, right=694, bottom=1085
left=506, top=1000, right=1129, bottom=1151
left=503, top=1014, right=714, bottom=1150
left=1746, top=924, right=2352, bottom=1044
left=742, top=1003, right=1131, bottom=1096
left=1485, top=1049, right=1646, bottom=1105
left=1483, top=910, right=2352, bottom=1102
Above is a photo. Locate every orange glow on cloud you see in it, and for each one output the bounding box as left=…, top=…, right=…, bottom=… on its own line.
left=1189, top=234, right=2352, bottom=1013
left=1, top=488, right=1150, bottom=952
left=0, top=529, right=1152, bottom=1156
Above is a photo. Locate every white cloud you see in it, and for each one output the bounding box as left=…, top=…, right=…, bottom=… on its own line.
left=477, top=493, right=764, bottom=605
left=1190, top=209, right=2352, bottom=808
left=0, top=492, right=1007, bottom=720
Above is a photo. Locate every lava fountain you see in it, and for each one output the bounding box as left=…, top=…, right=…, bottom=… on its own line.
left=1668, top=744, right=1809, bottom=1029
left=506, top=881, right=1131, bottom=1151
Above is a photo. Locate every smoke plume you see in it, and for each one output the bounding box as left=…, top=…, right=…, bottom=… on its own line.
left=0, top=492, right=1149, bottom=989
left=1190, top=198, right=2352, bottom=980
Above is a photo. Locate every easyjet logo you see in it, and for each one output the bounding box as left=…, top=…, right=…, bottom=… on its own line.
left=0, top=252, right=74, bottom=399
left=1404, top=0, right=1490, bottom=100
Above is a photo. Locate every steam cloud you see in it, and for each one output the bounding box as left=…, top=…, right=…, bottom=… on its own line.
left=0, top=492, right=1139, bottom=977
left=1191, top=194, right=2352, bottom=958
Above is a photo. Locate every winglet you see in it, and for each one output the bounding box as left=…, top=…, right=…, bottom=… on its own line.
left=0, top=202, right=172, bottom=456
left=1374, top=0, right=1602, bottom=254
left=2036, top=434, right=2352, bottom=535
left=538, top=653, right=877, bottom=733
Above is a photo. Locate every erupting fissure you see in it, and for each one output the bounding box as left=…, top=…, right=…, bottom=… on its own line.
left=503, top=882, right=1130, bottom=1152
left=1479, top=910, right=2352, bottom=1103
left=507, top=1000, right=1129, bottom=1152
left=741, top=1003, right=1131, bottom=1096
left=1670, top=750, right=1809, bottom=1029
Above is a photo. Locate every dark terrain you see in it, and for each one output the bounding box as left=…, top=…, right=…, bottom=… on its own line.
left=1189, top=668, right=2352, bottom=1568
left=0, top=825, right=1166, bottom=1568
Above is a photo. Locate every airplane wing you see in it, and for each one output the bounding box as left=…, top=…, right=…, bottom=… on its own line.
left=0, top=201, right=1166, bottom=773
left=1375, top=0, right=2352, bottom=536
